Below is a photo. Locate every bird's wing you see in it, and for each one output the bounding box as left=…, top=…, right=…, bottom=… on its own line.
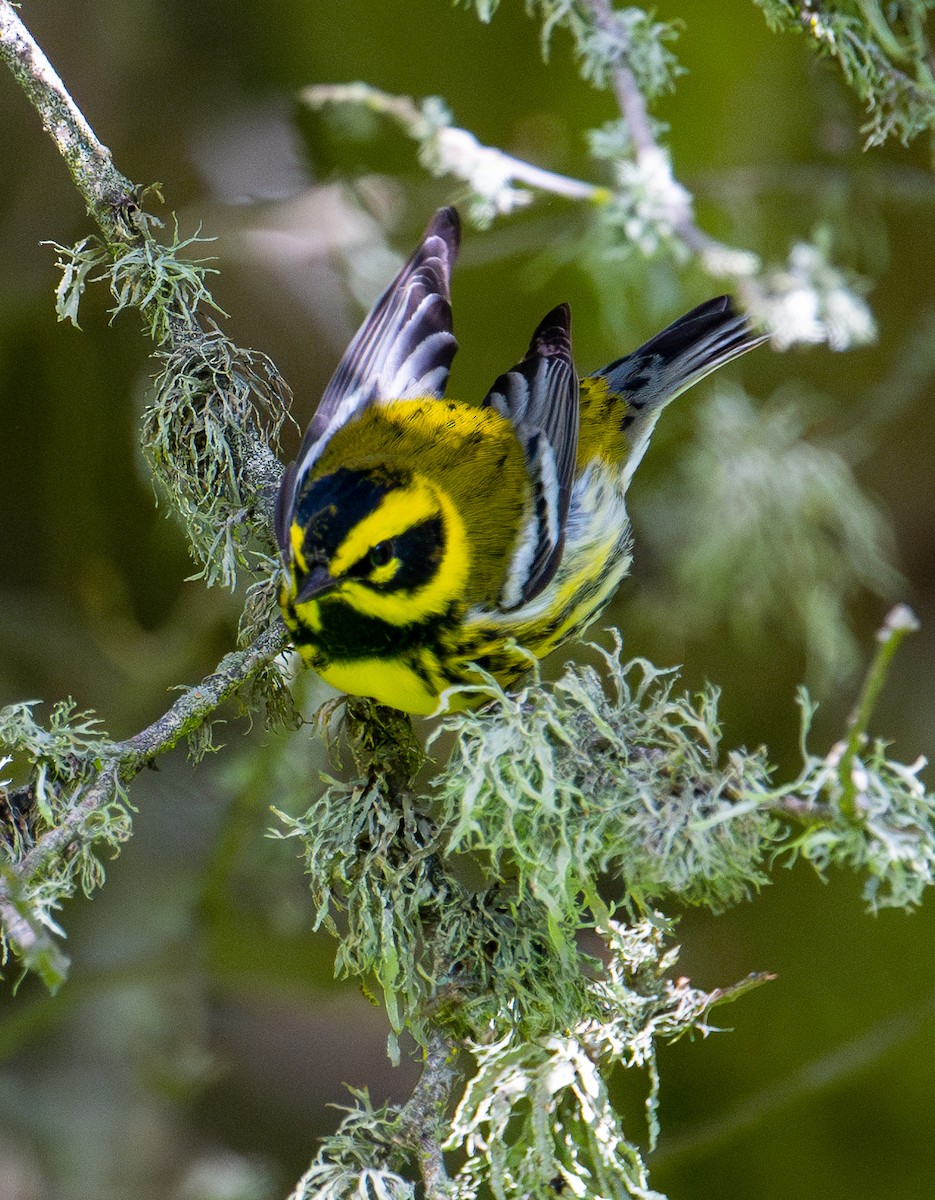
left=276, top=207, right=460, bottom=555
left=483, top=303, right=580, bottom=609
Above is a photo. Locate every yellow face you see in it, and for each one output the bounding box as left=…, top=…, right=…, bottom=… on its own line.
left=279, top=462, right=473, bottom=712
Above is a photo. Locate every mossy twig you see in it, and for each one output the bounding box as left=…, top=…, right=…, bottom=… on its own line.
left=0, top=0, right=287, bottom=549
left=0, top=623, right=289, bottom=985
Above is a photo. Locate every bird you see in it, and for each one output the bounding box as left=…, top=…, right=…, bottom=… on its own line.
left=275, top=207, right=764, bottom=715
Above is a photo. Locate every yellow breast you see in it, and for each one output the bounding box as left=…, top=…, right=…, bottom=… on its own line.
left=316, top=655, right=443, bottom=715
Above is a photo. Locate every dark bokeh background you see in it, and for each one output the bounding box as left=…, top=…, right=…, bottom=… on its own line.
left=1, top=2, right=934, bottom=1198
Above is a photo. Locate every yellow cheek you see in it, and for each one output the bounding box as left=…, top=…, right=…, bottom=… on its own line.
left=339, top=582, right=433, bottom=626
left=338, top=488, right=469, bottom=626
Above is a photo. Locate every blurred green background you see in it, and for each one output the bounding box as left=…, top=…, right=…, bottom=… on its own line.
left=1, top=1, right=934, bottom=1198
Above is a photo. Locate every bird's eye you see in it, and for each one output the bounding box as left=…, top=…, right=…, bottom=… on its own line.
left=369, top=540, right=394, bottom=569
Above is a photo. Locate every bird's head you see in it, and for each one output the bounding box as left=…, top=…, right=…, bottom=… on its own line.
left=281, top=463, right=470, bottom=632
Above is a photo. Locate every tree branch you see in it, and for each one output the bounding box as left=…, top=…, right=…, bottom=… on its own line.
left=0, top=2, right=294, bottom=980
left=396, top=1027, right=457, bottom=1198
left=0, top=0, right=286, bottom=535
left=0, top=0, right=136, bottom=238
left=0, top=622, right=289, bottom=977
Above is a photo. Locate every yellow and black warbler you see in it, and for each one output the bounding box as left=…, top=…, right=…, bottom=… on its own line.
left=276, top=207, right=763, bottom=714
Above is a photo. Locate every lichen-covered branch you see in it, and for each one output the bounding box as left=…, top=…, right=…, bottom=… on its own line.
left=0, top=622, right=289, bottom=986
left=579, top=0, right=755, bottom=275
left=304, top=81, right=610, bottom=213
left=305, top=29, right=875, bottom=351
left=0, top=0, right=136, bottom=239
left=0, top=0, right=300, bottom=985
left=396, top=1029, right=457, bottom=1198
left=0, top=0, right=288, bottom=557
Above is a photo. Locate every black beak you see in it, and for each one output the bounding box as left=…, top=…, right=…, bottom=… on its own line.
left=295, top=562, right=337, bottom=604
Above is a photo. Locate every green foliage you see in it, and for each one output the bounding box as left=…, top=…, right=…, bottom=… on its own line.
left=104, top=226, right=224, bottom=342
left=281, top=663, right=753, bottom=1054
left=778, top=633, right=935, bottom=912
left=275, top=694, right=595, bottom=1057
left=235, top=651, right=304, bottom=734
left=747, top=231, right=876, bottom=350
left=273, top=701, right=430, bottom=1053
left=446, top=921, right=722, bottom=1200
left=47, top=236, right=108, bottom=328
left=6, top=4, right=935, bottom=1196
left=598, top=149, right=694, bottom=259
left=0, top=626, right=289, bottom=989
left=294, top=920, right=766, bottom=1200
left=753, top=0, right=935, bottom=147
left=640, top=384, right=897, bottom=684
left=0, top=700, right=113, bottom=827
left=275, top=698, right=602, bottom=1052
left=463, top=0, right=684, bottom=97
left=47, top=224, right=223, bottom=340
left=274, top=617, right=934, bottom=1195
left=571, top=5, right=683, bottom=98
left=275, top=757, right=438, bottom=1055
left=588, top=113, right=668, bottom=164
left=277, top=621, right=934, bottom=1076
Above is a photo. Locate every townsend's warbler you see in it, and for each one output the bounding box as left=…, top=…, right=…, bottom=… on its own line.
left=276, top=208, right=764, bottom=714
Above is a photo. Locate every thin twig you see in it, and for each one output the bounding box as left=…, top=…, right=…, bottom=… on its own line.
left=837, top=604, right=920, bottom=820
left=0, top=624, right=289, bottom=970
left=22, top=623, right=286, bottom=881
left=396, top=1027, right=458, bottom=1199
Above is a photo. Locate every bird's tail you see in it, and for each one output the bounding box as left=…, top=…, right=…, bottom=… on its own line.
left=589, top=295, right=765, bottom=485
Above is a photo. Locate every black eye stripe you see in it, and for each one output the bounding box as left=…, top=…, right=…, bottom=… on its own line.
left=295, top=466, right=408, bottom=560
left=369, top=517, right=445, bottom=592
left=293, top=467, right=446, bottom=592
